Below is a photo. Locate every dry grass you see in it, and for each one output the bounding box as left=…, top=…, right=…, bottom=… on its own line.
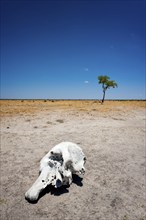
left=0, top=100, right=145, bottom=117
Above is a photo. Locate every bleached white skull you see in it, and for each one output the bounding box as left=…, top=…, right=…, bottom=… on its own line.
left=25, top=142, right=86, bottom=202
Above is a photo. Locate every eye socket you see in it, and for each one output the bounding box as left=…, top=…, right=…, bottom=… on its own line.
left=42, top=180, right=45, bottom=182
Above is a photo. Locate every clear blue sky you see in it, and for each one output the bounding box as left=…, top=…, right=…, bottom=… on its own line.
left=1, top=0, right=145, bottom=99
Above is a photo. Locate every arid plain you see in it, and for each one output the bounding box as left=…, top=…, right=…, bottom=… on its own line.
left=0, top=100, right=146, bottom=220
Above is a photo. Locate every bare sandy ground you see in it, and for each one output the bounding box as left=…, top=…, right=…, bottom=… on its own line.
left=0, top=100, right=146, bottom=220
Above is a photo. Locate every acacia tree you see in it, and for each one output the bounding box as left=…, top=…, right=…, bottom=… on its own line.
left=97, top=75, right=118, bottom=103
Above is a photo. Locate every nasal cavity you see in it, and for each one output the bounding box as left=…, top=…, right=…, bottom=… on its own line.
left=56, top=179, right=62, bottom=187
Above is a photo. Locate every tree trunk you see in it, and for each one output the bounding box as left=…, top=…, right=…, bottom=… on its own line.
left=102, top=89, right=106, bottom=103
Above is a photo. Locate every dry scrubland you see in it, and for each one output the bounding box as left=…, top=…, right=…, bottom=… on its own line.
left=0, top=100, right=146, bottom=220
left=0, top=99, right=146, bottom=117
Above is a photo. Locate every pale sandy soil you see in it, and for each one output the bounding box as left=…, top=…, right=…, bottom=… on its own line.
left=0, top=100, right=146, bottom=220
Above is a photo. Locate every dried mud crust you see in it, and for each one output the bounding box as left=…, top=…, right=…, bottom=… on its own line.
left=0, top=100, right=146, bottom=220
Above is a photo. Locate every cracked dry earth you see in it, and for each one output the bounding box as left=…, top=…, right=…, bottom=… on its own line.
left=0, top=101, right=146, bottom=220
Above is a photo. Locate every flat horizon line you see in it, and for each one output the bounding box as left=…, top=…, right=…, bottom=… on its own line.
left=0, top=99, right=146, bottom=101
